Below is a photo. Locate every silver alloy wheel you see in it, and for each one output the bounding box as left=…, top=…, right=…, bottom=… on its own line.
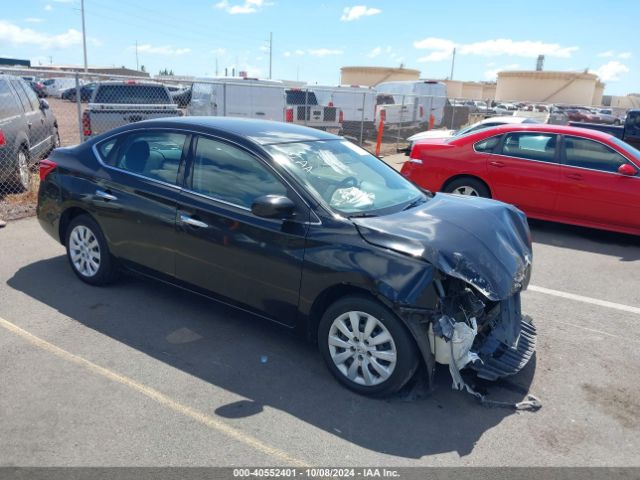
left=328, top=311, right=397, bottom=386
left=17, top=150, right=30, bottom=189
left=453, top=185, right=479, bottom=196
left=69, top=225, right=101, bottom=277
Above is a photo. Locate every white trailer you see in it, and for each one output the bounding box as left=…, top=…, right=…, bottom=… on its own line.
left=375, top=80, right=448, bottom=127
left=187, top=78, right=286, bottom=121
left=312, top=85, right=377, bottom=138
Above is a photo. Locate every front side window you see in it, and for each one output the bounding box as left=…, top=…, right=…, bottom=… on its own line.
left=501, top=132, right=557, bottom=163
left=190, top=136, right=286, bottom=208
left=10, top=80, right=31, bottom=112
left=106, top=131, right=187, bottom=184
left=265, top=140, right=423, bottom=215
left=564, top=136, right=629, bottom=173
left=474, top=135, right=501, bottom=153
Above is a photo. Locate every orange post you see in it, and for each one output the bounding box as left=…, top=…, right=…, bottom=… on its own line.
left=429, top=113, right=435, bottom=130
left=375, top=110, right=385, bottom=156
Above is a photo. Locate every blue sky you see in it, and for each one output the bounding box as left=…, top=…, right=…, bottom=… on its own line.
left=2, top=0, right=637, bottom=95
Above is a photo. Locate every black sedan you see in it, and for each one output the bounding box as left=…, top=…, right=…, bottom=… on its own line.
left=37, top=117, right=535, bottom=397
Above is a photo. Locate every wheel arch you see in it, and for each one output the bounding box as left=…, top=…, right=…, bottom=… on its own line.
left=58, top=206, right=94, bottom=246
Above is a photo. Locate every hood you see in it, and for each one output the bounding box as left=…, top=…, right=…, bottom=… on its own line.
left=407, top=129, right=455, bottom=142
left=352, top=193, right=532, bottom=301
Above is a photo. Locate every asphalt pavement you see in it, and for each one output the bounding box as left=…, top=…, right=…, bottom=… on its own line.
left=1, top=213, right=639, bottom=466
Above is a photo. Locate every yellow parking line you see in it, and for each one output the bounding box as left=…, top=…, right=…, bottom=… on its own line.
left=0, top=316, right=309, bottom=467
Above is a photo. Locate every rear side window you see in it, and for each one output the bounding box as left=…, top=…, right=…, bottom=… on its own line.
left=474, top=135, right=501, bottom=153
left=10, top=80, right=32, bottom=112
left=563, top=136, right=628, bottom=173
left=17, top=80, right=40, bottom=110
left=0, top=80, right=23, bottom=118
left=93, top=85, right=171, bottom=104
left=501, top=133, right=557, bottom=163
left=190, top=136, right=286, bottom=208
left=105, top=131, right=188, bottom=184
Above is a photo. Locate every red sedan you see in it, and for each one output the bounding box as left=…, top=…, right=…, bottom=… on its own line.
left=401, top=124, right=640, bottom=235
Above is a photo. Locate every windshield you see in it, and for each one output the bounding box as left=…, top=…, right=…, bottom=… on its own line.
left=265, top=140, right=424, bottom=216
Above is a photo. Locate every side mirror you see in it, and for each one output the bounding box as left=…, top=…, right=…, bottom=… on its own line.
left=251, top=195, right=295, bottom=219
left=39, top=99, right=49, bottom=110
left=618, top=163, right=638, bottom=176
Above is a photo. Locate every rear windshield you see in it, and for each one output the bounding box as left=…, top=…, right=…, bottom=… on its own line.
left=286, top=90, right=318, bottom=105
left=93, top=85, right=171, bottom=104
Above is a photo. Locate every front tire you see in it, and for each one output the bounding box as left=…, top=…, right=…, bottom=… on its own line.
left=318, top=296, right=419, bottom=397
left=65, top=215, right=116, bottom=286
left=13, top=147, right=31, bottom=192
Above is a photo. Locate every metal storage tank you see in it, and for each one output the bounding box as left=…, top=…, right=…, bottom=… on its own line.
left=340, top=66, right=420, bottom=87
left=496, top=70, right=601, bottom=105
left=592, top=81, right=605, bottom=106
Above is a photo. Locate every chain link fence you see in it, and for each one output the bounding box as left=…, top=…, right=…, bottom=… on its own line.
left=2, top=66, right=617, bottom=219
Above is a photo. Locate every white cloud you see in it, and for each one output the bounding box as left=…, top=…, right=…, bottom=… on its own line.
left=367, top=46, right=382, bottom=58
left=44, top=4, right=53, bottom=11
left=484, top=63, right=520, bottom=80
left=340, top=5, right=381, bottom=21
left=618, top=52, right=632, bottom=59
left=25, top=17, right=44, bottom=23
left=134, top=44, right=191, bottom=56
left=591, top=61, right=629, bottom=82
left=210, top=47, right=226, bottom=55
left=367, top=45, right=393, bottom=58
left=414, top=37, right=578, bottom=62
left=0, top=20, right=97, bottom=49
left=215, top=0, right=270, bottom=14
left=308, top=48, right=343, bottom=57
left=283, top=49, right=305, bottom=57
left=597, top=50, right=614, bottom=58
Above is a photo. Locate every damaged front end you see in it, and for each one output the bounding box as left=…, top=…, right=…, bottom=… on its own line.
left=429, top=277, right=536, bottom=385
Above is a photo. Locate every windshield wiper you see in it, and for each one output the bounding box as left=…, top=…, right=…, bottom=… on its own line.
left=402, top=196, right=428, bottom=211
left=347, top=212, right=378, bottom=218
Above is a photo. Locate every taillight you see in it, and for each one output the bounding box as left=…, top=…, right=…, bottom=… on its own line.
left=39, top=158, right=57, bottom=182
left=285, top=108, right=294, bottom=122
left=419, top=106, right=424, bottom=118
left=380, top=109, right=386, bottom=122
left=0, top=128, right=5, bottom=146
left=339, top=110, right=344, bottom=123
left=82, top=111, right=91, bottom=136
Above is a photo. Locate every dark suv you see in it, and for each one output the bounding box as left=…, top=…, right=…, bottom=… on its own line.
left=0, top=75, right=59, bottom=191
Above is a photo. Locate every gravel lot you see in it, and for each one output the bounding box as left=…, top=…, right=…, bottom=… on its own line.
left=1, top=209, right=639, bottom=466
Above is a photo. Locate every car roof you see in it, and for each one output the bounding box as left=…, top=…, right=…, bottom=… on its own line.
left=479, top=116, right=537, bottom=125
left=472, top=123, right=617, bottom=141
left=112, top=116, right=340, bottom=146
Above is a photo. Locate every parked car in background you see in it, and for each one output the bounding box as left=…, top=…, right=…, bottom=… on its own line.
left=569, top=109, right=640, bottom=149
left=42, top=77, right=78, bottom=98
left=402, top=124, right=640, bottom=235
left=37, top=116, right=535, bottom=396
left=28, top=80, right=47, bottom=98
left=82, top=81, right=181, bottom=139
left=374, top=93, right=418, bottom=132
left=492, top=103, right=518, bottom=115
left=560, top=106, right=598, bottom=123
left=285, top=88, right=342, bottom=133
left=61, top=83, right=97, bottom=102
left=594, top=108, right=622, bottom=125
left=313, top=85, right=377, bottom=139
left=0, top=75, right=59, bottom=191
left=187, top=77, right=285, bottom=121
left=404, top=116, right=541, bottom=151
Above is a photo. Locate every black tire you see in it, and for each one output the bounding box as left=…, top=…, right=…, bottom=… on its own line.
left=65, top=214, right=117, bottom=286
left=12, top=146, right=31, bottom=192
left=318, top=295, right=419, bottom=397
left=443, top=177, right=491, bottom=198
left=614, top=119, right=621, bottom=126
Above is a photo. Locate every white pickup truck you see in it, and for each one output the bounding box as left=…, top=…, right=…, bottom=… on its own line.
left=285, top=89, right=342, bottom=133
left=82, top=81, right=181, bottom=139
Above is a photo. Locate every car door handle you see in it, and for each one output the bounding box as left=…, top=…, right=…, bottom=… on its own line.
left=566, top=173, right=583, bottom=180
left=95, top=189, right=118, bottom=202
left=180, top=214, right=209, bottom=229
left=489, top=160, right=505, bottom=168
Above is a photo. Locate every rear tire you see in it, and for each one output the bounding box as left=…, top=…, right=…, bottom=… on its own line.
left=318, top=295, right=419, bottom=397
left=65, top=215, right=117, bottom=286
left=444, top=177, right=491, bottom=198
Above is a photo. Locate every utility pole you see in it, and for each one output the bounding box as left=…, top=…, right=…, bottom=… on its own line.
left=135, top=40, right=139, bottom=71
left=215, top=57, right=219, bottom=76
left=269, top=32, right=273, bottom=79
left=81, top=0, right=88, bottom=72
left=449, top=47, right=456, bottom=80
